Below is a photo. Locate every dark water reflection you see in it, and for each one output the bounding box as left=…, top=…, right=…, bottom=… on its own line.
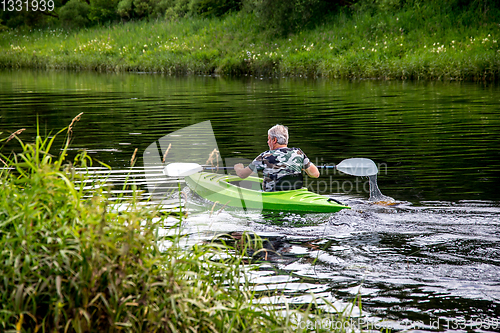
left=2, top=70, right=500, bottom=203
left=1, top=70, right=499, bottom=331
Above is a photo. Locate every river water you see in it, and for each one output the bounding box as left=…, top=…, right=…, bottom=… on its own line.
left=1, top=70, right=499, bottom=331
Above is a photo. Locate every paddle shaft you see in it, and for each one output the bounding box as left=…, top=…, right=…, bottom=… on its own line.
left=164, top=158, right=377, bottom=177
left=202, top=165, right=336, bottom=170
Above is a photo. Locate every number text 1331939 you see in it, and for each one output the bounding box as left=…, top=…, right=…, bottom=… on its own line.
left=1, top=0, right=55, bottom=12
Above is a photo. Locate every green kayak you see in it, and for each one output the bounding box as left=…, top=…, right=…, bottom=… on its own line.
left=184, top=172, right=350, bottom=213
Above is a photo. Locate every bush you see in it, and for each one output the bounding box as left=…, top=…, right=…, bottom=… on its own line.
left=189, top=0, right=242, bottom=17
left=244, top=0, right=341, bottom=36
left=116, top=0, right=240, bottom=21
left=161, top=0, right=191, bottom=19
left=88, top=0, right=120, bottom=24
left=59, top=0, right=91, bottom=28
left=117, top=0, right=134, bottom=18
left=0, top=19, right=7, bottom=31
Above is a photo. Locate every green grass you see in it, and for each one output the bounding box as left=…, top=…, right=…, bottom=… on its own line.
left=0, top=117, right=363, bottom=332
left=1, top=6, right=499, bottom=80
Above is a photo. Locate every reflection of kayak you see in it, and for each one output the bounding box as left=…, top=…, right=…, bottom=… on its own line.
left=185, top=172, right=350, bottom=213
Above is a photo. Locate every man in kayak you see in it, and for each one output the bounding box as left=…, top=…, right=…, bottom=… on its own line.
left=234, top=124, right=320, bottom=191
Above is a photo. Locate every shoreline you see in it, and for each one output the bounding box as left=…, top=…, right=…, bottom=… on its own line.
left=1, top=12, right=500, bottom=81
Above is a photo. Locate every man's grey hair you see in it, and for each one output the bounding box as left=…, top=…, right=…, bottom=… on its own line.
left=268, top=124, right=289, bottom=145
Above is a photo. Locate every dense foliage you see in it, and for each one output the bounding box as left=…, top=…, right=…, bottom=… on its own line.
left=1, top=0, right=244, bottom=29
left=3, top=0, right=498, bottom=33
left=1, top=0, right=500, bottom=79
left=2, top=0, right=499, bottom=80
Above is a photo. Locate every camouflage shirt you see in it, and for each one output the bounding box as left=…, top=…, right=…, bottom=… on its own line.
left=248, top=147, right=312, bottom=192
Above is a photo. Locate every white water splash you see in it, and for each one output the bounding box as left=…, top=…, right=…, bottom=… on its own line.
left=368, top=174, right=395, bottom=203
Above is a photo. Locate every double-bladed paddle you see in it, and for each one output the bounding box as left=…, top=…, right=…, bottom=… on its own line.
left=164, top=157, right=378, bottom=177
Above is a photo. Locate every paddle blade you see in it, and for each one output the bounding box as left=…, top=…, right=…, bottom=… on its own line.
left=336, top=158, right=378, bottom=176
left=163, top=163, right=203, bottom=177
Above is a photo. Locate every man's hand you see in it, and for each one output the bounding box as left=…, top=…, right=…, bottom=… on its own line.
left=234, top=163, right=253, bottom=179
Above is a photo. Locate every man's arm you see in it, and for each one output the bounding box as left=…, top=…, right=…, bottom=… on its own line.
left=304, top=163, right=320, bottom=178
left=234, top=163, right=254, bottom=179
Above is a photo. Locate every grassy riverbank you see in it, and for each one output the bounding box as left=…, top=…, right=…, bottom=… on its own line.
left=0, top=119, right=361, bottom=332
left=1, top=4, right=500, bottom=80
